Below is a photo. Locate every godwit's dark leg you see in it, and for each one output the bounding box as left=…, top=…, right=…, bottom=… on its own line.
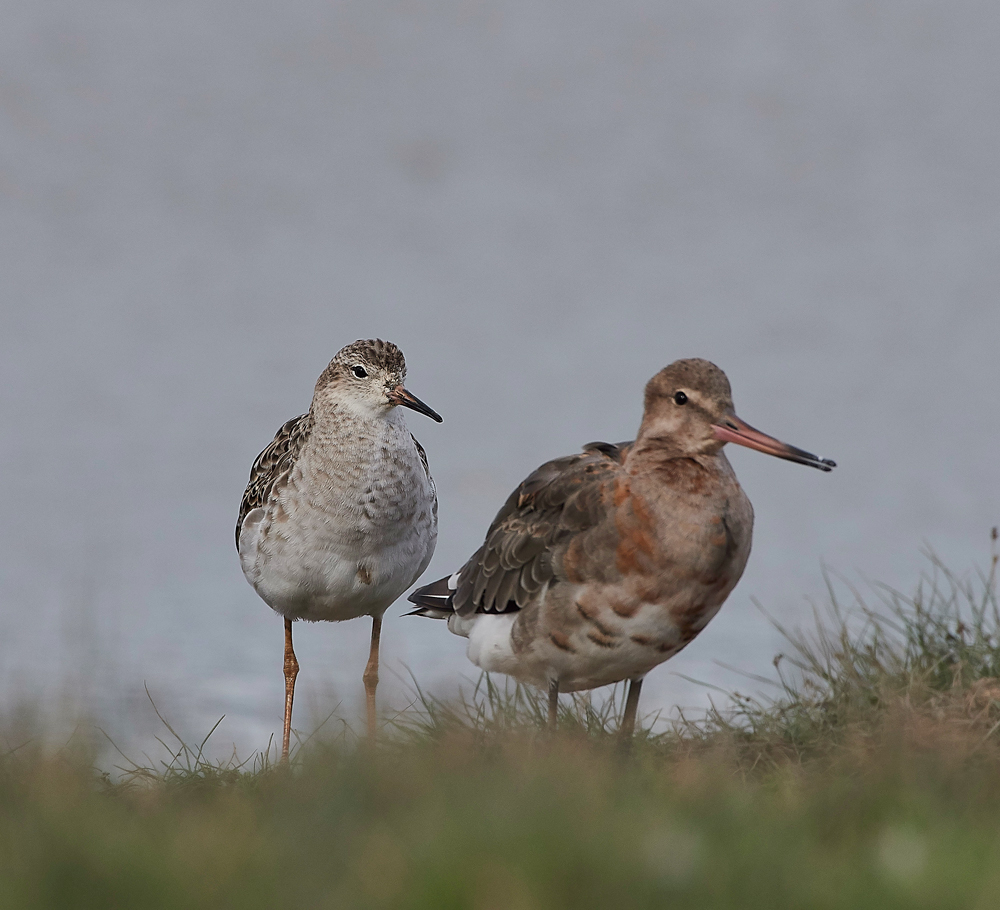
left=547, top=679, right=559, bottom=729
left=281, top=617, right=299, bottom=763
left=362, top=614, right=382, bottom=740
left=620, top=677, right=643, bottom=737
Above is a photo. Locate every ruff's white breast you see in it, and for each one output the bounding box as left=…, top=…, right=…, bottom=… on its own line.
left=241, top=408, right=437, bottom=622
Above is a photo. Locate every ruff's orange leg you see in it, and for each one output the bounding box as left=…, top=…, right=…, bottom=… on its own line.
left=281, top=617, right=299, bottom=763
left=362, top=614, right=382, bottom=740
left=547, top=679, right=559, bottom=730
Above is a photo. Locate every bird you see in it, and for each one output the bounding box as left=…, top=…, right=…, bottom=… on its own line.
left=237, top=338, right=441, bottom=760
left=408, top=358, right=834, bottom=736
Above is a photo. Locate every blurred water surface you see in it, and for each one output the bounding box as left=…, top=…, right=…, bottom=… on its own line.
left=1, top=0, right=997, bottom=755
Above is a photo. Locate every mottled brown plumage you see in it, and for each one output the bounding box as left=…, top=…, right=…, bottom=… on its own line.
left=409, top=358, right=834, bottom=735
left=236, top=413, right=314, bottom=549
left=453, top=445, right=626, bottom=616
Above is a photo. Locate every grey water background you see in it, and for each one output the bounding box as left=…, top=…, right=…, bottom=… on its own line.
left=1, top=0, right=997, bottom=756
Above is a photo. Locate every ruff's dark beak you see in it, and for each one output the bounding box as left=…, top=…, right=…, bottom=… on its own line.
left=388, top=385, right=442, bottom=422
left=712, top=414, right=835, bottom=471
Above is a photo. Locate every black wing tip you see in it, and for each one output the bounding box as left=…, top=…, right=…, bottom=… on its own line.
left=407, top=580, right=440, bottom=604
left=407, top=575, right=455, bottom=614
left=403, top=605, right=439, bottom=617
left=405, top=601, right=453, bottom=619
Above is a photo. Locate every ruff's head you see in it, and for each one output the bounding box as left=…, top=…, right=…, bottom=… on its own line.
left=640, top=358, right=834, bottom=471
left=313, top=339, right=442, bottom=423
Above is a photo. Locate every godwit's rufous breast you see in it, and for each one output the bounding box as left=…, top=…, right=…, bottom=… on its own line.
left=237, top=339, right=441, bottom=759
left=408, top=358, right=833, bottom=735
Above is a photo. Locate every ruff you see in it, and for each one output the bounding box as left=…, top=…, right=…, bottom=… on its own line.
left=238, top=338, right=440, bottom=757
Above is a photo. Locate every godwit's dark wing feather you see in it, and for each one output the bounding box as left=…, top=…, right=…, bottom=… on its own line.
left=235, top=413, right=314, bottom=549
left=409, top=441, right=633, bottom=618
left=581, top=440, right=632, bottom=461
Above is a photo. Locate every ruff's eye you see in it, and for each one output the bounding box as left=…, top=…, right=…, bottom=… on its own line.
left=673, top=391, right=688, bottom=405
left=352, top=365, right=368, bottom=379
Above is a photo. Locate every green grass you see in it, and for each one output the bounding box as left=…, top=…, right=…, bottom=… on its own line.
left=2, top=536, right=999, bottom=909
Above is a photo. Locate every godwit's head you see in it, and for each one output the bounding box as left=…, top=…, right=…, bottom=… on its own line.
left=640, top=358, right=834, bottom=471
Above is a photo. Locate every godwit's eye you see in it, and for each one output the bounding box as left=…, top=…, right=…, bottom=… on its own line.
left=674, top=391, right=688, bottom=405
left=352, top=365, right=368, bottom=379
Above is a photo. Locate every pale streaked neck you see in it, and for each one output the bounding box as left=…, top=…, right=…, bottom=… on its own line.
left=311, top=389, right=408, bottom=433
left=627, top=418, right=724, bottom=474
